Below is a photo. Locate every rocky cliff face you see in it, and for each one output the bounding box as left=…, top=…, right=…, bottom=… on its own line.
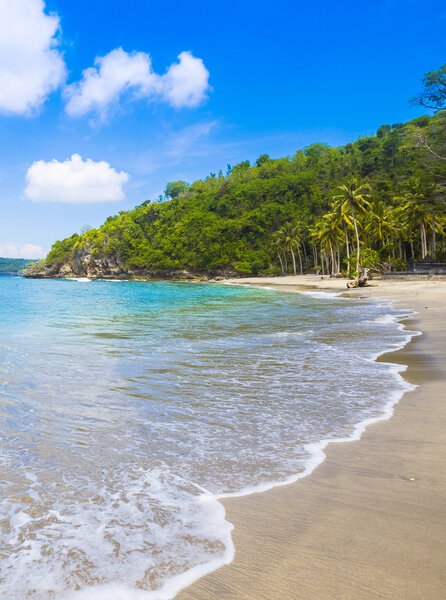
left=23, top=247, right=238, bottom=280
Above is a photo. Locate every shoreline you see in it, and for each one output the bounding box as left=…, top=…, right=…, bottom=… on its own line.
left=177, top=276, right=446, bottom=600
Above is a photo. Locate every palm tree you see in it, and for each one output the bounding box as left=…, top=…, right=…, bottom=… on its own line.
left=332, top=198, right=353, bottom=264
left=308, top=222, right=323, bottom=273
left=365, top=200, right=399, bottom=249
left=322, top=208, right=344, bottom=275
left=277, top=223, right=304, bottom=275
left=400, top=179, right=434, bottom=259
left=272, top=231, right=286, bottom=274
left=332, top=177, right=372, bottom=272
left=310, top=219, right=336, bottom=275
left=291, top=221, right=306, bottom=274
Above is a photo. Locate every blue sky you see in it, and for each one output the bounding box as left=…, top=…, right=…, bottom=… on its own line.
left=0, top=0, right=444, bottom=258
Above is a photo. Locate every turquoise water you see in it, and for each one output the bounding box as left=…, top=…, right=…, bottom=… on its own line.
left=0, top=277, right=415, bottom=599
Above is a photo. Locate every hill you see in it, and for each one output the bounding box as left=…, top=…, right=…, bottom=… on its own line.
left=26, top=111, right=446, bottom=280
left=0, top=258, right=37, bottom=274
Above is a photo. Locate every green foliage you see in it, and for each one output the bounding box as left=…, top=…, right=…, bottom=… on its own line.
left=412, top=63, right=446, bottom=110
left=358, top=248, right=382, bottom=270
left=0, top=258, right=36, bottom=273
left=256, top=154, right=271, bottom=167
left=165, top=181, right=189, bottom=199
left=46, top=234, right=80, bottom=263
left=392, top=258, right=408, bottom=272
left=42, top=112, right=446, bottom=277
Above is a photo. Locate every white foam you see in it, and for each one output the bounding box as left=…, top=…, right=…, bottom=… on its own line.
left=295, top=289, right=344, bottom=299
left=218, top=370, right=416, bottom=500
left=110, top=305, right=419, bottom=599
left=57, top=491, right=235, bottom=600
left=268, top=330, right=310, bottom=338
left=191, top=295, right=421, bottom=596
left=0, top=282, right=421, bottom=600
left=221, top=280, right=361, bottom=302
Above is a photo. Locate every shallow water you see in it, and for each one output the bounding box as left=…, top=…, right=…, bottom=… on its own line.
left=0, top=277, right=416, bottom=599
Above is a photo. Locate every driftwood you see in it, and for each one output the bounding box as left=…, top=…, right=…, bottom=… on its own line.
left=347, top=268, right=370, bottom=288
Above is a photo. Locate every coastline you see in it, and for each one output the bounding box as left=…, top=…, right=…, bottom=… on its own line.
left=178, top=276, right=446, bottom=600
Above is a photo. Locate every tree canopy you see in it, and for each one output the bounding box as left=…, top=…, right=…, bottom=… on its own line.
left=0, top=258, right=36, bottom=273
left=42, top=109, right=446, bottom=278
left=412, top=63, right=446, bottom=110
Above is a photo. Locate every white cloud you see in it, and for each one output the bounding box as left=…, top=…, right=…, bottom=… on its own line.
left=64, top=48, right=159, bottom=120
left=0, top=0, right=66, bottom=115
left=162, top=51, right=210, bottom=108
left=64, top=49, right=209, bottom=120
left=0, top=242, right=45, bottom=259
left=24, top=154, right=129, bottom=204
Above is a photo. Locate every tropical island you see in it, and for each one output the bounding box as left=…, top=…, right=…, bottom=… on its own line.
left=26, top=66, right=446, bottom=281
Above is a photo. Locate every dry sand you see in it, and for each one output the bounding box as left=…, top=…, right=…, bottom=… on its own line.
left=178, top=276, right=446, bottom=600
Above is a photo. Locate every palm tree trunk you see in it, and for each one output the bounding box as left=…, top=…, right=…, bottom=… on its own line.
left=302, top=243, right=308, bottom=266
left=290, top=245, right=297, bottom=275
left=420, top=222, right=427, bottom=258
left=335, top=236, right=340, bottom=275
left=277, top=252, right=284, bottom=275
left=283, top=247, right=288, bottom=273
left=329, top=243, right=335, bottom=276
left=297, top=247, right=303, bottom=275
left=344, top=223, right=350, bottom=262
left=432, top=213, right=437, bottom=259
left=350, top=203, right=361, bottom=271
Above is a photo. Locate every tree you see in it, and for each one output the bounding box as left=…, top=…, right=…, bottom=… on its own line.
left=275, top=223, right=304, bottom=275
left=272, top=232, right=286, bottom=274
left=231, top=161, right=250, bottom=176
left=400, top=178, right=437, bottom=259
left=412, top=63, right=446, bottom=110
left=256, top=154, right=270, bottom=167
left=165, top=181, right=189, bottom=199
left=319, top=211, right=343, bottom=275
left=332, top=178, right=371, bottom=272
left=35, top=109, right=446, bottom=280
left=409, top=65, right=446, bottom=162
left=364, top=200, right=398, bottom=250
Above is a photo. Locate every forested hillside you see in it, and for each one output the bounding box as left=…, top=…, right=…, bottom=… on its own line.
left=28, top=66, right=446, bottom=279
left=0, top=258, right=36, bottom=274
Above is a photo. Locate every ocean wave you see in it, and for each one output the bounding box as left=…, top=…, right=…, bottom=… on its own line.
left=0, top=278, right=419, bottom=599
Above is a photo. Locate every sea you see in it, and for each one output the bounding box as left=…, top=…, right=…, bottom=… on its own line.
left=0, top=275, right=417, bottom=599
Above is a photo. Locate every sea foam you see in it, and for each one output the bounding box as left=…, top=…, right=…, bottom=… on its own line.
left=0, top=278, right=419, bottom=599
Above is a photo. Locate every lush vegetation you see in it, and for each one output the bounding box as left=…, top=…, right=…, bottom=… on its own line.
left=0, top=258, right=36, bottom=273
left=44, top=66, right=446, bottom=277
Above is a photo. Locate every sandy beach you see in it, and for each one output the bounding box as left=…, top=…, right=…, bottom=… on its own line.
left=178, top=276, right=446, bottom=600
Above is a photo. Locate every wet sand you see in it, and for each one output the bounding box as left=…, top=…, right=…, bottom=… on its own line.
left=178, top=276, right=446, bottom=600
